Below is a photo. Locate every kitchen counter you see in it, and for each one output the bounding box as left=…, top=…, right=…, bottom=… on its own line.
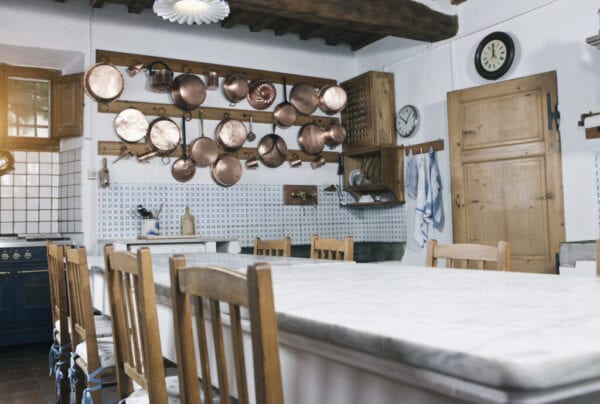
left=89, top=254, right=600, bottom=403
left=95, top=237, right=240, bottom=255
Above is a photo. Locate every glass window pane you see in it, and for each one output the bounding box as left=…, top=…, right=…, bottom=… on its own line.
left=18, top=110, right=34, bottom=125
left=37, top=112, right=49, bottom=126
left=19, top=127, right=35, bottom=137
left=7, top=77, right=52, bottom=138
left=37, top=127, right=49, bottom=138
left=8, top=125, right=17, bottom=136
left=7, top=110, right=16, bottom=125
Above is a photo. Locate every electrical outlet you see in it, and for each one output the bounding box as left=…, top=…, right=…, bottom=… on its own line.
left=87, top=169, right=97, bottom=180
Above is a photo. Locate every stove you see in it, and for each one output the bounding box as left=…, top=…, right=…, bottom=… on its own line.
left=0, top=233, right=71, bottom=346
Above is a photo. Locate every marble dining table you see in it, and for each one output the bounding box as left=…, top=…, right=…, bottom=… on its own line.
left=88, top=252, right=600, bottom=404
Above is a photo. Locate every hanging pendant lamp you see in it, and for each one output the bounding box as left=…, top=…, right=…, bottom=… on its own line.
left=153, top=0, right=230, bottom=25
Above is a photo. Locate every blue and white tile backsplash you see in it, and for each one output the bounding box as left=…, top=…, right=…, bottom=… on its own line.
left=98, top=183, right=407, bottom=247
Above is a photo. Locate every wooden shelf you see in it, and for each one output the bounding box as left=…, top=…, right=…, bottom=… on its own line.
left=98, top=100, right=338, bottom=127
left=402, top=139, right=444, bottom=155
left=98, top=141, right=339, bottom=163
left=97, top=49, right=336, bottom=87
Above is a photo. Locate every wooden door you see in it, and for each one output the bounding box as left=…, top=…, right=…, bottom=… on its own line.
left=447, top=71, right=564, bottom=273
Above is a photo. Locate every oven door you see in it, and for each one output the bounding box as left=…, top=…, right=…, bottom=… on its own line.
left=13, top=265, right=52, bottom=329
left=0, top=269, right=14, bottom=328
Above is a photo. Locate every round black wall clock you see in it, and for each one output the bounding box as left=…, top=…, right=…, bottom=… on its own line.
left=474, top=32, right=515, bottom=80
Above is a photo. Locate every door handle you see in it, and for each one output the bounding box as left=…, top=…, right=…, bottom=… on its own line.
left=547, top=93, right=560, bottom=130
left=17, top=269, right=48, bottom=274
left=455, top=194, right=461, bottom=208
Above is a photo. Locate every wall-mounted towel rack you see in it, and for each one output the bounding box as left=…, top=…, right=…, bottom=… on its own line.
left=402, top=139, right=445, bottom=156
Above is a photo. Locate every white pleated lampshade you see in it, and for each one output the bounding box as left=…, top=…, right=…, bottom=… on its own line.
left=153, top=0, right=230, bottom=25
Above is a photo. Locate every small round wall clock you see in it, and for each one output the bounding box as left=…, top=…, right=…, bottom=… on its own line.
left=474, top=31, right=515, bottom=80
left=396, top=105, right=420, bottom=138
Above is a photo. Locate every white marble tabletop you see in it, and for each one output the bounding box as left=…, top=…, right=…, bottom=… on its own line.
left=89, top=253, right=600, bottom=395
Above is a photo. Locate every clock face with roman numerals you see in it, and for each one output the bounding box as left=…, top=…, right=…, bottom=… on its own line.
left=475, top=32, right=515, bottom=80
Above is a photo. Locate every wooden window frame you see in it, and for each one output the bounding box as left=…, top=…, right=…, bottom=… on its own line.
left=0, top=64, right=61, bottom=152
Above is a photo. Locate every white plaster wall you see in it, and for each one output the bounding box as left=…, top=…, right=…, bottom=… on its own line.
left=357, top=0, right=600, bottom=264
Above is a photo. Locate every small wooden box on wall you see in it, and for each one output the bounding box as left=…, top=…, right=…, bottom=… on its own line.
left=340, top=71, right=396, bottom=153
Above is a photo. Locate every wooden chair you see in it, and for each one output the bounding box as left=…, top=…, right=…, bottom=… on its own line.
left=254, top=236, right=291, bottom=257
left=65, top=246, right=115, bottom=403
left=425, top=239, right=511, bottom=271
left=170, top=256, right=284, bottom=404
left=47, top=241, right=70, bottom=404
left=310, top=235, right=354, bottom=261
left=104, top=244, right=174, bottom=403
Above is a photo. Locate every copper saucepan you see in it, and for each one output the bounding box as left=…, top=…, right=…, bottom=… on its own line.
left=138, top=115, right=181, bottom=161
left=114, top=107, right=148, bottom=143
left=0, top=149, right=15, bottom=176
left=171, top=66, right=206, bottom=111
left=258, top=125, right=288, bottom=168
left=214, top=114, right=247, bottom=152
left=297, top=122, right=324, bottom=155
left=190, top=110, right=219, bottom=167
left=172, top=115, right=196, bottom=182
left=322, top=120, right=347, bottom=148
left=273, top=77, right=296, bottom=128
left=318, top=84, right=347, bottom=115
left=247, top=78, right=276, bottom=110
left=211, top=154, right=242, bottom=187
left=84, top=61, right=124, bottom=103
left=223, top=73, right=249, bottom=105
left=290, top=82, right=319, bottom=115
left=146, top=60, right=173, bottom=93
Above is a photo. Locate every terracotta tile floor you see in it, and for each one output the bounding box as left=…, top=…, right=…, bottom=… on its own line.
left=0, top=342, right=120, bottom=403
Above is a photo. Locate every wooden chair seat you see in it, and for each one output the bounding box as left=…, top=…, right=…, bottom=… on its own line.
left=425, top=239, right=511, bottom=271
left=54, top=314, right=113, bottom=342
left=310, top=235, right=354, bottom=261
left=254, top=236, right=291, bottom=257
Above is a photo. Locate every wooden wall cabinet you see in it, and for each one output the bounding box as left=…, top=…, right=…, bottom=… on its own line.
left=343, top=145, right=404, bottom=205
left=340, top=71, right=396, bottom=153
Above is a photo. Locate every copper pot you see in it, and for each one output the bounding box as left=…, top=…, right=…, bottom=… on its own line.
left=114, top=108, right=148, bottom=143
left=297, top=123, right=324, bottom=155
left=258, top=126, right=288, bottom=168
left=190, top=110, right=219, bottom=167
left=318, top=85, right=347, bottom=115
left=206, top=70, right=219, bottom=90
left=0, top=149, right=14, bottom=176
left=273, top=77, right=297, bottom=128
left=214, top=115, right=247, bottom=152
left=138, top=116, right=181, bottom=161
left=171, top=115, right=196, bottom=182
left=322, top=120, right=347, bottom=148
left=247, top=79, right=276, bottom=110
left=171, top=66, right=206, bottom=111
left=147, top=61, right=173, bottom=93
left=84, top=62, right=124, bottom=103
left=223, top=73, right=249, bottom=104
left=212, top=154, right=242, bottom=187
left=290, top=83, right=319, bottom=115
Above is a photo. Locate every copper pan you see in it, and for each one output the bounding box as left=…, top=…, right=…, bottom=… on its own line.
left=138, top=115, right=181, bottom=161
left=223, top=73, right=249, bottom=104
left=214, top=115, right=247, bottom=151
left=171, top=66, right=206, bottom=111
left=247, top=79, right=276, bottom=110
left=211, top=154, right=242, bottom=187
left=171, top=115, right=196, bottom=182
left=273, top=77, right=296, bottom=128
left=318, top=84, right=347, bottom=115
left=190, top=110, right=219, bottom=167
left=0, top=148, right=14, bottom=176
left=297, top=123, right=324, bottom=155
left=322, top=120, right=347, bottom=148
left=258, top=125, right=288, bottom=168
left=290, top=82, right=319, bottom=115
left=114, top=107, right=148, bottom=143
left=84, top=61, right=124, bottom=103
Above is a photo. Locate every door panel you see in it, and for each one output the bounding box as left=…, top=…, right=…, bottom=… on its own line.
left=448, top=71, right=564, bottom=273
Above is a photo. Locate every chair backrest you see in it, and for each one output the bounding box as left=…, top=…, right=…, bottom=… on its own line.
left=47, top=241, right=69, bottom=344
left=425, top=239, right=511, bottom=271
left=310, top=235, right=354, bottom=261
left=170, top=257, right=284, bottom=404
left=104, top=245, right=167, bottom=403
left=254, top=237, right=291, bottom=257
left=65, top=246, right=102, bottom=400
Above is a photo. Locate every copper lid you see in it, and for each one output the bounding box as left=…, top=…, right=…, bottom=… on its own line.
left=247, top=79, right=276, bottom=110
left=290, top=83, right=319, bottom=115
left=114, top=108, right=148, bottom=143
left=84, top=63, right=124, bottom=102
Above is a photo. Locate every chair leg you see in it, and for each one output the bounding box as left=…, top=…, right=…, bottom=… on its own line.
left=68, top=355, right=85, bottom=404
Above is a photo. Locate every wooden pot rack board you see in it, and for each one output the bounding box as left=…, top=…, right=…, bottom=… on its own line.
left=98, top=100, right=338, bottom=127
left=96, top=49, right=336, bottom=87
left=578, top=112, right=600, bottom=139
left=402, top=139, right=445, bottom=155
left=97, top=141, right=339, bottom=164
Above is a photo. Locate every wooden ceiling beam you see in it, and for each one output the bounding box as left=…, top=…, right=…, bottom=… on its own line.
left=126, top=0, right=148, bottom=14
left=221, top=9, right=247, bottom=29
left=349, top=33, right=386, bottom=51
left=228, top=0, right=458, bottom=42
left=249, top=14, right=280, bottom=32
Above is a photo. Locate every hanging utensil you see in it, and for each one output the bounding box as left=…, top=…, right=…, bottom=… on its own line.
left=206, top=69, right=219, bottom=90
left=171, top=114, right=196, bottom=182
left=322, top=120, right=347, bottom=148
left=138, top=114, right=181, bottom=161
left=273, top=77, right=297, bottom=128
left=223, top=73, right=249, bottom=105
left=214, top=113, right=247, bottom=151
left=290, top=82, right=319, bottom=115
left=171, top=65, right=206, bottom=111
left=0, top=149, right=15, bottom=176
left=247, top=115, right=256, bottom=142
left=297, top=122, right=324, bottom=155
left=318, top=84, right=347, bottom=115
left=84, top=60, right=124, bottom=103
left=211, top=154, right=242, bottom=187
left=146, top=60, right=173, bottom=93
left=114, top=107, right=148, bottom=143
left=99, top=158, right=110, bottom=188
left=257, top=123, right=288, bottom=168
left=247, top=78, right=276, bottom=110
left=190, top=109, right=219, bottom=167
